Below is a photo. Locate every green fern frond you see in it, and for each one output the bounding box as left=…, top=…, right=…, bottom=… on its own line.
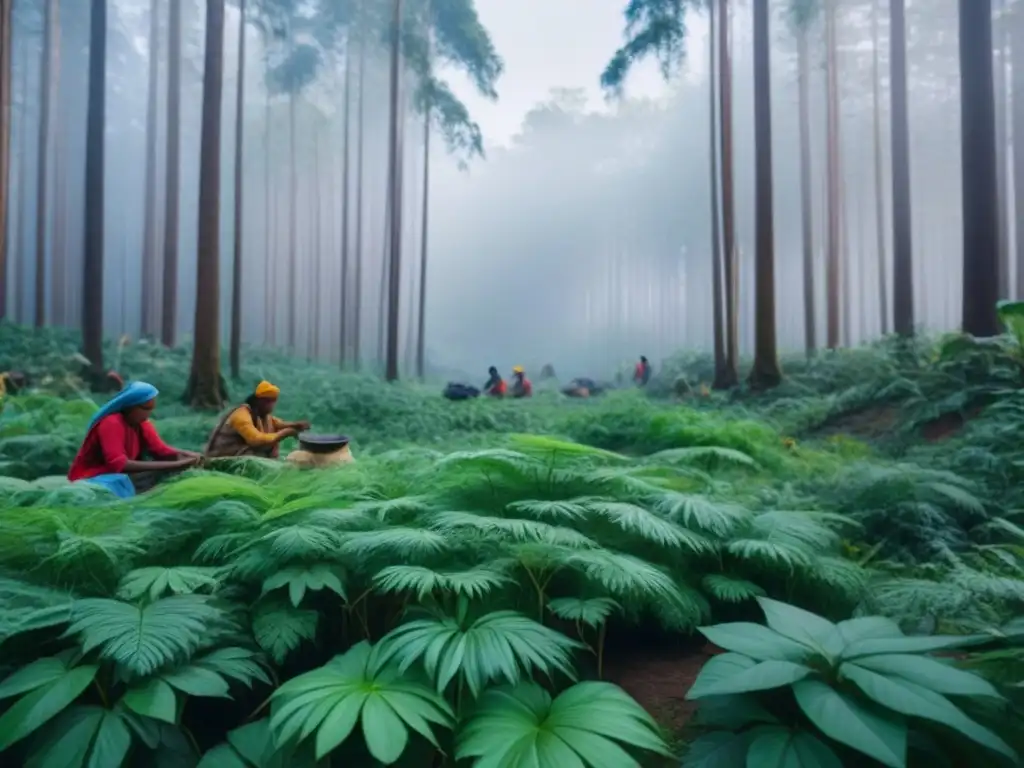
left=431, top=511, right=596, bottom=549
left=339, top=527, right=450, bottom=560
left=64, top=595, right=225, bottom=677
left=654, top=492, right=750, bottom=536
left=647, top=446, right=759, bottom=471
left=580, top=497, right=715, bottom=552
left=506, top=498, right=588, bottom=522
left=373, top=564, right=512, bottom=601
left=547, top=596, right=621, bottom=627
left=251, top=598, right=318, bottom=664
left=261, top=564, right=347, bottom=607
left=701, top=574, right=766, bottom=603
left=117, top=566, right=222, bottom=602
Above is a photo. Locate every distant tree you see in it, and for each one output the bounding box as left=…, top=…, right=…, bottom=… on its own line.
left=748, top=0, right=780, bottom=389
left=34, top=0, right=57, bottom=327
left=82, top=0, right=106, bottom=381
left=141, top=0, right=161, bottom=338
left=891, top=0, right=914, bottom=335
left=959, top=0, right=1000, bottom=337
left=160, top=0, right=181, bottom=346
left=184, top=0, right=228, bottom=408
left=0, top=0, right=11, bottom=320
left=229, top=0, right=248, bottom=379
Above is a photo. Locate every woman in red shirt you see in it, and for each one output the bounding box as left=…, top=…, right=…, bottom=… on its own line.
left=68, top=381, right=199, bottom=498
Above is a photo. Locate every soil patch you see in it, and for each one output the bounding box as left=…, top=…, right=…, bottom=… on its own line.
left=812, top=405, right=900, bottom=441
left=604, top=644, right=715, bottom=734
left=920, top=405, right=985, bottom=443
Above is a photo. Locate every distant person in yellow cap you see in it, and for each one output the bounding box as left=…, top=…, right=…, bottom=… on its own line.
left=203, top=380, right=311, bottom=459
left=510, top=366, right=533, bottom=398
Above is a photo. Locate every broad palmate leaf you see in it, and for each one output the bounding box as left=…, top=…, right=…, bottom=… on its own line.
left=64, top=595, right=224, bottom=676
left=379, top=610, right=580, bottom=696
left=457, top=682, right=670, bottom=768
left=0, top=657, right=99, bottom=750
left=24, top=705, right=132, bottom=768
left=270, top=641, right=453, bottom=763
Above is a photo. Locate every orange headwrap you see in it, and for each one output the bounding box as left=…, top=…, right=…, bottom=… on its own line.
left=254, top=380, right=280, bottom=399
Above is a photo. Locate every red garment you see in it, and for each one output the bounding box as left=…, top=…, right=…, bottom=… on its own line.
left=68, top=414, right=178, bottom=481
left=514, top=377, right=533, bottom=397
left=488, top=379, right=507, bottom=396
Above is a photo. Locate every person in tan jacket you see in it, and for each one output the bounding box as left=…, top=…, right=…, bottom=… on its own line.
left=204, top=380, right=310, bottom=459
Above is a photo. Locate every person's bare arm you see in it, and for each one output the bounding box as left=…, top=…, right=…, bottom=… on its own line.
left=122, top=456, right=198, bottom=474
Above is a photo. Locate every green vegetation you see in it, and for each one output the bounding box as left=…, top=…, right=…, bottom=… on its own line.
left=1, top=325, right=1023, bottom=765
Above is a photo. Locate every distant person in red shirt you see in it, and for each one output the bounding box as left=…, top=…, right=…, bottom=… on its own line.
left=68, top=381, right=200, bottom=498
left=634, top=356, right=651, bottom=387
left=510, top=366, right=533, bottom=398
left=483, top=366, right=507, bottom=397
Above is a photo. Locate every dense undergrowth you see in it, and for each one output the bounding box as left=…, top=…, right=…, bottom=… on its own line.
left=1, top=323, right=1023, bottom=766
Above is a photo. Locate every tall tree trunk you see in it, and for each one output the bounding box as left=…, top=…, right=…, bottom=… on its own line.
left=263, top=91, right=274, bottom=343
left=890, top=0, right=914, bottom=335
left=52, top=98, right=66, bottom=328
left=14, top=41, right=28, bottom=323
left=416, top=103, right=430, bottom=379
left=34, top=0, right=57, bottom=327
left=995, top=0, right=1011, bottom=297
left=161, top=0, right=181, bottom=346
left=353, top=22, right=366, bottom=368
left=825, top=0, right=842, bottom=349
left=384, top=0, right=403, bottom=382
left=339, top=32, right=352, bottom=365
left=82, top=0, right=106, bottom=379
left=141, top=0, right=161, bottom=338
left=797, top=25, right=815, bottom=355
left=708, top=0, right=726, bottom=382
left=960, top=0, right=1001, bottom=336
left=716, top=0, right=738, bottom=388
left=287, top=88, right=297, bottom=349
left=1015, top=0, right=1024, bottom=298
left=185, top=0, right=227, bottom=408
left=750, top=0, right=779, bottom=388
left=871, top=0, right=889, bottom=334
left=0, top=0, right=13, bottom=320
left=229, top=0, right=246, bottom=379
left=313, top=129, right=322, bottom=359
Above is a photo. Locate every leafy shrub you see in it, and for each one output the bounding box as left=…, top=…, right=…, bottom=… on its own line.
left=683, top=597, right=1018, bottom=767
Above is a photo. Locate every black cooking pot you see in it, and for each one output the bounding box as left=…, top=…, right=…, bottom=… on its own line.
left=297, top=433, right=351, bottom=454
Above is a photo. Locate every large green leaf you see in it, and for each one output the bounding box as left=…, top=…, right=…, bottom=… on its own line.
left=122, top=678, right=178, bottom=724
left=457, top=681, right=671, bottom=767
left=699, top=623, right=811, bottom=662
left=252, top=599, right=318, bottom=664
left=833, top=617, right=903, bottom=646
left=64, top=595, right=223, bottom=676
left=686, top=659, right=813, bottom=699
left=270, top=641, right=453, bottom=763
left=756, top=598, right=843, bottom=658
left=193, top=647, right=272, bottom=689
left=997, top=299, right=1024, bottom=347
left=850, top=654, right=1001, bottom=698
left=24, top=705, right=132, bottom=768
left=745, top=725, right=843, bottom=768
left=686, top=653, right=757, bottom=699
left=0, top=656, right=78, bottom=700
left=379, top=610, right=580, bottom=696
left=839, top=664, right=1016, bottom=761
left=694, top=694, right=778, bottom=729
left=682, top=731, right=751, bottom=767
left=792, top=679, right=907, bottom=767
left=198, top=718, right=319, bottom=768
left=843, top=634, right=986, bottom=659
left=0, top=663, right=98, bottom=750
left=546, top=597, right=621, bottom=627
left=261, top=564, right=347, bottom=608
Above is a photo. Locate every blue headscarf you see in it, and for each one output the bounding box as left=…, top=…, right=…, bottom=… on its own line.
left=86, top=381, right=160, bottom=433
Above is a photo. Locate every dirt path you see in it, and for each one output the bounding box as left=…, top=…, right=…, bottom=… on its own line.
left=604, top=645, right=715, bottom=734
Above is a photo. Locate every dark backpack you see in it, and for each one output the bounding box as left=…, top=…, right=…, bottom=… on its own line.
left=443, top=382, right=480, bottom=401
